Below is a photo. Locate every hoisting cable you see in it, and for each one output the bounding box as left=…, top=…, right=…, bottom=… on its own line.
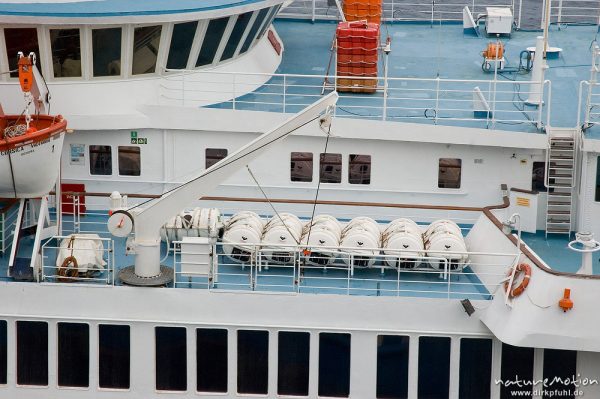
left=0, top=69, right=17, bottom=76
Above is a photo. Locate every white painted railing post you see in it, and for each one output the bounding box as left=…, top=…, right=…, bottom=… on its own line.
left=517, top=0, right=523, bottom=29
left=434, top=77, right=440, bottom=125
left=557, top=0, right=563, bottom=24
left=312, top=0, right=316, bottom=22
left=283, top=74, right=287, bottom=113
left=181, top=71, right=186, bottom=106
left=232, top=74, right=236, bottom=110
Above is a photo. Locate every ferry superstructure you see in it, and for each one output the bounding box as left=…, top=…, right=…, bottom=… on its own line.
left=1, top=0, right=600, bottom=398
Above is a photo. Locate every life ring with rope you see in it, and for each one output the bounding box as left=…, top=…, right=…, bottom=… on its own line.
left=504, top=263, right=531, bottom=298
left=57, top=236, right=78, bottom=282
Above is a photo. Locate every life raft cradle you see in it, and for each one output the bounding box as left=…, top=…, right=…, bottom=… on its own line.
left=504, top=263, right=532, bottom=298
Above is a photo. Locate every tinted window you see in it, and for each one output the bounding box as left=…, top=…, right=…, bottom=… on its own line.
left=500, top=344, right=534, bottom=399
left=58, top=322, right=89, bottom=387
left=320, top=153, right=342, bottom=183
left=92, top=28, right=122, bottom=77
left=532, top=161, right=547, bottom=192
left=50, top=29, right=81, bottom=78
left=196, top=17, right=229, bottom=67
left=418, top=336, right=450, bottom=399
left=197, top=328, right=227, bottom=393
left=256, top=6, right=281, bottom=42
left=90, top=145, right=112, bottom=175
left=438, top=158, right=462, bottom=189
left=278, top=331, right=310, bottom=396
left=239, top=8, right=270, bottom=54
left=118, top=146, right=141, bottom=176
left=543, top=349, right=577, bottom=399
left=99, top=324, right=130, bottom=389
left=220, top=12, right=252, bottom=61
left=237, top=330, right=268, bottom=394
left=319, top=332, right=350, bottom=397
left=155, top=327, right=187, bottom=391
left=16, top=321, right=48, bottom=386
left=0, top=320, right=6, bottom=385
left=167, top=21, right=198, bottom=69
left=291, top=152, right=313, bottom=182
left=459, top=338, right=492, bottom=399
left=4, top=28, right=41, bottom=78
left=206, top=148, right=228, bottom=169
left=377, top=335, right=409, bottom=399
left=349, top=154, right=371, bottom=184
left=132, top=25, right=162, bottom=75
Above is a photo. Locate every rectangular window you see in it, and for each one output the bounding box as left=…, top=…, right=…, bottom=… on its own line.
left=500, top=344, right=534, bottom=399
left=220, top=12, right=253, bottom=61
left=278, top=331, right=310, bottom=396
left=92, top=28, right=122, bottom=77
left=16, top=321, right=48, bottom=386
left=50, top=28, right=82, bottom=78
left=291, top=152, right=313, bottom=182
left=377, top=335, right=409, bottom=399
left=459, top=338, right=492, bottom=399
left=4, top=28, right=42, bottom=78
left=237, top=330, right=268, bottom=394
left=256, top=5, right=282, bottom=42
left=438, top=158, right=462, bottom=189
left=596, top=156, right=600, bottom=201
left=543, top=349, right=577, bottom=399
left=118, top=146, right=141, bottom=176
left=239, top=8, right=270, bottom=55
left=99, top=324, right=130, bottom=389
left=196, top=17, right=230, bottom=67
left=166, top=21, right=198, bottom=70
left=349, top=154, right=371, bottom=184
left=132, top=25, right=162, bottom=75
left=58, top=322, right=89, bottom=388
left=319, top=332, right=350, bottom=398
left=89, top=145, right=112, bottom=175
left=418, top=336, right=450, bottom=399
left=532, top=161, right=547, bottom=192
left=320, top=153, right=342, bottom=183
left=0, top=320, right=6, bottom=385
left=206, top=148, right=228, bottom=169
left=197, top=328, right=227, bottom=393
left=155, top=327, right=187, bottom=391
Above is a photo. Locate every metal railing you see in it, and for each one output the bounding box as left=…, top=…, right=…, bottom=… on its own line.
left=549, top=0, right=600, bottom=24
left=0, top=202, right=18, bottom=255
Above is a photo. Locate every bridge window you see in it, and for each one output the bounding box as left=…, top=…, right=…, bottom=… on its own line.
left=167, top=21, right=198, bottom=70
left=418, top=336, right=450, bottom=399
left=50, top=28, right=82, bottom=78
left=278, top=331, right=310, bottom=396
left=500, top=343, right=534, bottom=398
left=197, top=328, right=228, bottom=393
left=438, top=158, right=462, bottom=189
left=291, top=152, right=313, bottom=182
left=256, top=5, right=282, bottom=42
left=543, top=349, right=577, bottom=398
left=459, top=338, right=492, bottom=399
left=92, top=27, right=122, bottom=77
left=58, top=322, right=89, bottom=388
left=0, top=320, right=6, bottom=385
left=319, top=332, right=350, bottom=397
left=196, top=17, right=230, bottom=67
left=377, top=335, right=409, bottom=399
left=89, top=145, right=112, bottom=175
left=118, top=146, right=141, bottom=176
left=16, top=321, right=48, bottom=386
left=4, top=28, right=42, bottom=78
left=349, top=154, right=371, bottom=184
left=221, top=12, right=253, bottom=62
left=239, top=8, right=270, bottom=55
left=99, top=324, right=130, bottom=389
left=155, top=327, right=187, bottom=391
left=237, top=330, right=268, bottom=395
left=206, top=148, right=228, bottom=169
left=320, top=153, right=342, bottom=183
left=532, top=161, right=547, bottom=192
left=132, top=25, right=162, bottom=75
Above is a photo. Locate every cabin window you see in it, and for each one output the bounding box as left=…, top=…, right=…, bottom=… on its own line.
left=319, top=332, right=351, bottom=397
left=155, top=327, right=187, bottom=391
left=438, top=158, right=462, bottom=189
left=595, top=156, right=600, bottom=201
left=99, top=324, right=130, bottom=389
left=532, top=161, right=547, bottom=192
left=166, top=21, right=198, bottom=70
left=459, top=338, right=492, bottom=399
left=256, top=6, right=282, bottom=42
left=4, top=28, right=42, bottom=78
left=278, top=331, right=310, bottom=396
left=50, top=29, right=82, bottom=78
left=206, top=148, right=228, bottom=169
left=0, top=320, right=6, bottom=385
left=349, top=154, right=371, bottom=184
left=92, top=28, right=122, bottom=77
left=16, top=321, right=48, bottom=386
left=58, top=322, right=89, bottom=388
left=118, top=146, right=141, bottom=176
left=196, top=17, right=230, bottom=67
left=220, top=12, right=253, bottom=61
left=197, top=328, right=227, bottom=393
left=239, top=8, right=270, bottom=55
left=500, top=343, right=534, bottom=399
left=320, top=153, right=342, bottom=183
left=543, top=349, right=577, bottom=398
left=89, top=145, right=112, bottom=175
left=418, top=336, right=450, bottom=399
left=132, top=25, right=162, bottom=75
left=291, top=152, right=313, bottom=182
left=376, top=335, right=409, bottom=399
left=237, top=330, right=268, bottom=395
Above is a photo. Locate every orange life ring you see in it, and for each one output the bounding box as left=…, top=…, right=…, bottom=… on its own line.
left=504, top=263, right=531, bottom=298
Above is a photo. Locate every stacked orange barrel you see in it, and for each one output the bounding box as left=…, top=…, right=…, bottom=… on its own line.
left=342, top=0, right=382, bottom=24
left=336, top=21, right=380, bottom=93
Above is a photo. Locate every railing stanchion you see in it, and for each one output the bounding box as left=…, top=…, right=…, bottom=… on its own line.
left=283, top=74, right=287, bottom=113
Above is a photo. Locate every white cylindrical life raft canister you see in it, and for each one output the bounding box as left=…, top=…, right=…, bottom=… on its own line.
left=340, top=217, right=381, bottom=268
left=222, top=211, right=264, bottom=263
left=301, top=215, right=342, bottom=266
left=261, top=213, right=303, bottom=263
left=382, top=218, right=424, bottom=268
left=424, top=219, right=467, bottom=270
